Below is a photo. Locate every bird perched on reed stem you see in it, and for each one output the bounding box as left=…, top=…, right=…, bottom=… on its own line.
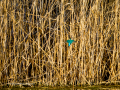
left=66, top=38, right=75, bottom=47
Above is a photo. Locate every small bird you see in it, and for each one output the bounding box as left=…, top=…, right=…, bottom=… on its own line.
left=66, top=38, right=75, bottom=47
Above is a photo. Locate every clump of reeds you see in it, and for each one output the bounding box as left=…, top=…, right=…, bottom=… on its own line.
left=0, top=0, right=120, bottom=87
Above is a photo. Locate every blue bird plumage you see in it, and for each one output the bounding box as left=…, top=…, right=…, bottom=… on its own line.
left=66, top=38, right=75, bottom=47
left=68, top=43, right=71, bottom=47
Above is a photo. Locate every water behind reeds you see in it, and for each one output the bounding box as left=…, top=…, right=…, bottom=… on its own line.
left=0, top=0, right=120, bottom=87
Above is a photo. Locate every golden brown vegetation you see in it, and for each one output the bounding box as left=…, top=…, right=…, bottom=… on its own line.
left=0, top=0, right=120, bottom=87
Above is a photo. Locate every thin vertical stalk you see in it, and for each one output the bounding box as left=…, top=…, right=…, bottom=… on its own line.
left=48, top=0, right=52, bottom=86
left=13, top=0, right=17, bottom=83
left=3, top=0, right=7, bottom=83
left=59, top=0, right=64, bottom=85
left=99, top=0, right=104, bottom=84
left=115, top=0, right=119, bottom=81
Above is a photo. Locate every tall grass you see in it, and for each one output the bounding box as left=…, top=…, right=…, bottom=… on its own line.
left=0, top=0, right=120, bottom=86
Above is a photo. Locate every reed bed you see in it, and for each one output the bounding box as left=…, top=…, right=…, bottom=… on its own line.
left=0, top=0, right=120, bottom=87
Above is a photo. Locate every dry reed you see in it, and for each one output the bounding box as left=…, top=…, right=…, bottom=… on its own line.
left=0, top=0, right=120, bottom=87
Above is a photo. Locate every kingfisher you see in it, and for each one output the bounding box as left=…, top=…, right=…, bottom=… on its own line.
left=66, top=38, right=75, bottom=47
